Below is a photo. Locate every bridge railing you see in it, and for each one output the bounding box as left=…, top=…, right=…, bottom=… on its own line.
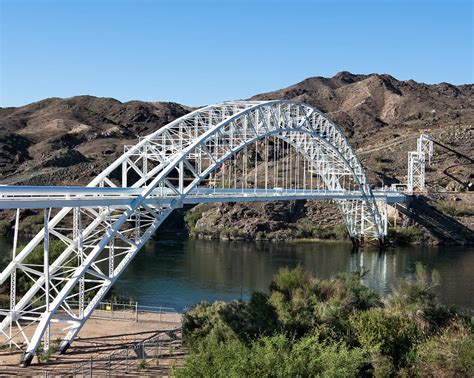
left=62, top=301, right=179, bottom=323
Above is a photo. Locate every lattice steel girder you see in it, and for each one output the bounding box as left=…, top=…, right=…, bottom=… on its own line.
left=0, top=101, right=384, bottom=366
left=407, top=134, right=433, bottom=193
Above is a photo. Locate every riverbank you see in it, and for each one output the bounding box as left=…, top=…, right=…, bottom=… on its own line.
left=184, top=195, right=474, bottom=246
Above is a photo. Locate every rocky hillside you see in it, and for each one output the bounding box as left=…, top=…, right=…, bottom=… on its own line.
left=0, top=96, right=191, bottom=185
left=253, top=72, right=473, bottom=186
left=0, top=72, right=473, bottom=244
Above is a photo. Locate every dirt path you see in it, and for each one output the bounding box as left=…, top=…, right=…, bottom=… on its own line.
left=0, top=311, right=183, bottom=376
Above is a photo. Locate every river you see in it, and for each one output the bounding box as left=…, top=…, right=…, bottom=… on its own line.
left=1, top=236, right=473, bottom=311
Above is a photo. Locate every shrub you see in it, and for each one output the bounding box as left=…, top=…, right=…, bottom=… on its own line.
left=268, top=267, right=316, bottom=336
left=184, top=204, right=212, bottom=233
left=333, top=224, right=349, bottom=239
left=413, top=320, right=474, bottom=376
left=219, top=227, right=247, bottom=240
left=183, top=292, right=279, bottom=345
left=220, top=292, right=279, bottom=341
left=20, top=214, right=44, bottom=235
left=137, top=358, right=149, bottom=370
left=385, top=262, right=440, bottom=310
left=183, top=301, right=237, bottom=345
left=349, top=308, right=423, bottom=367
left=295, top=220, right=349, bottom=240
left=268, top=268, right=380, bottom=338
left=436, top=201, right=474, bottom=217
left=373, top=151, right=383, bottom=163
left=388, top=226, right=425, bottom=244
left=176, top=334, right=367, bottom=377
left=36, top=346, right=53, bottom=363
left=0, top=220, right=10, bottom=236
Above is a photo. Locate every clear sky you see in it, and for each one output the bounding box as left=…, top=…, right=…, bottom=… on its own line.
left=0, top=0, right=472, bottom=107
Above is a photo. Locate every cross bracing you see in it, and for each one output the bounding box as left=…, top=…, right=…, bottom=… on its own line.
left=407, top=134, right=434, bottom=193
left=0, top=100, right=404, bottom=366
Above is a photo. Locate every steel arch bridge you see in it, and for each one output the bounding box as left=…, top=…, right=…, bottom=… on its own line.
left=0, top=100, right=404, bottom=366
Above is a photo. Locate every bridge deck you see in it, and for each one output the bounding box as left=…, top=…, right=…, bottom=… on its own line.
left=0, top=186, right=406, bottom=209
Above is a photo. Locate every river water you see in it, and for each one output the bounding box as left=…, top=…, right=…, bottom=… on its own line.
left=1, top=236, right=473, bottom=311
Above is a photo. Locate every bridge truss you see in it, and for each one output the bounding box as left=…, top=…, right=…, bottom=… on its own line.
left=0, top=100, right=402, bottom=366
left=407, top=134, right=434, bottom=193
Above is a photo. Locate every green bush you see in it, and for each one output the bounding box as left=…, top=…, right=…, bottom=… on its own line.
left=349, top=308, right=423, bottom=367
left=22, top=239, right=68, bottom=265
left=137, top=358, right=149, bottom=370
left=182, top=301, right=237, bottom=345
left=219, top=227, right=248, bottom=240
left=183, top=292, right=279, bottom=345
left=0, top=220, right=10, bottom=236
left=184, top=267, right=381, bottom=342
left=268, top=268, right=380, bottom=337
left=20, top=214, right=44, bottom=235
left=333, top=224, right=349, bottom=239
left=372, top=151, right=383, bottom=163
left=36, top=346, right=54, bottom=363
left=388, top=226, right=425, bottom=244
left=413, top=320, right=474, bottom=376
left=176, top=334, right=367, bottom=377
left=184, top=204, right=212, bottom=233
left=295, top=220, right=349, bottom=240
left=385, top=262, right=440, bottom=310
left=436, top=201, right=474, bottom=217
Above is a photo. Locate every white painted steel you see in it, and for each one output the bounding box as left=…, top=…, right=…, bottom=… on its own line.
left=407, top=134, right=433, bottom=193
left=0, top=186, right=405, bottom=208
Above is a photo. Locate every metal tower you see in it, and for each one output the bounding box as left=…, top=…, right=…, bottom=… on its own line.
left=407, top=134, right=433, bottom=193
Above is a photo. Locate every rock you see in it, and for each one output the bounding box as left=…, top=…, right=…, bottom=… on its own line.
left=42, top=149, right=89, bottom=168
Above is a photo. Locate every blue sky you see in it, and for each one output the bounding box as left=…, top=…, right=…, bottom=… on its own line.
left=0, top=0, right=472, bottom=107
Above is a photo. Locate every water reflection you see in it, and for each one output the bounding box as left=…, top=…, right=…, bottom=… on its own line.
left=115, top=238, right=474, bottom=310
left=0, top=236, right=473, bottom=311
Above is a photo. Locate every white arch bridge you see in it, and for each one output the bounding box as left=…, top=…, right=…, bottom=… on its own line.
left=0, top=100, right=406, bottom=366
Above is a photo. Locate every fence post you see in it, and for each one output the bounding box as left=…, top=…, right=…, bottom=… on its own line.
left=90, top=355, right=93, bottom=377
left=126, top=347, right=129, bottom=373
left=135, top=302, right=138, bottom=322
left=108, top=355, right=111, bottom=377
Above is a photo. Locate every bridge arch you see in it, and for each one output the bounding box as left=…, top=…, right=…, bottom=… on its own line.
left=0, top=101, right=385, bottom=366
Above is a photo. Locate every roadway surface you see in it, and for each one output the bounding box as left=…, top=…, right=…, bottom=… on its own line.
left=0, top=186, right=406, bottom=209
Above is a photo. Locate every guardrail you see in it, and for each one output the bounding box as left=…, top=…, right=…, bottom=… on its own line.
left=0, top=186, right=407, bottom=209
left=64, top=301, right=179, bottom=323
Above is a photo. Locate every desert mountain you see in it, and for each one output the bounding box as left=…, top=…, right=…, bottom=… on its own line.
left=0, top=96, right=191, bottom=184
left=1, top=72, right=472, bottom=187
left=252, top=71, right=473, bottom=149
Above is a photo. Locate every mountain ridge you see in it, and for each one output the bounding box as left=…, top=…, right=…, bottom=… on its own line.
left=1, top=71, right=472, bottom=188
